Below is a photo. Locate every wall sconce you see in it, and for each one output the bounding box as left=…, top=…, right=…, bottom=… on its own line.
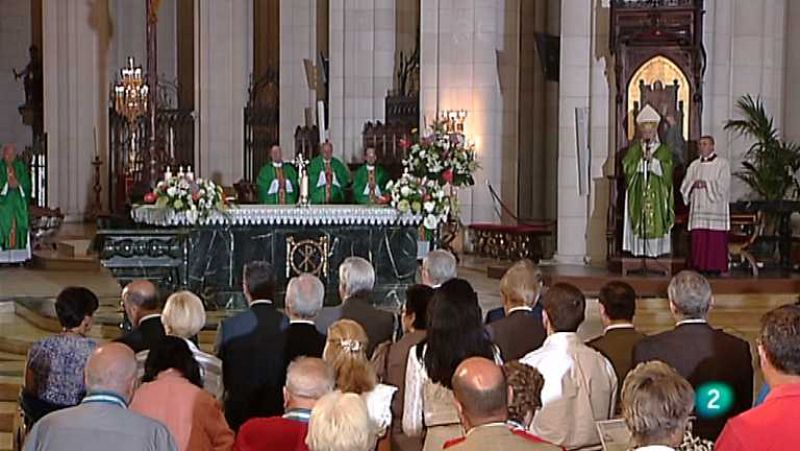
left=440, top=109, right=468, bottom=134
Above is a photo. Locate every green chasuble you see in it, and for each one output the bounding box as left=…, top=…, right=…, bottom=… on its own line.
left=352, top=164, right=389, bottom=205
left=256, top=162, right=299, bottom=204
left=308, top=156, right=350, bottom=204
left=0, top=159, right=32, bottom=250
left=622, top=142, right=674, bottom=246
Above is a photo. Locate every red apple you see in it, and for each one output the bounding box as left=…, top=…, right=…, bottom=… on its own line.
left=144, top=192, right=158, bottom=204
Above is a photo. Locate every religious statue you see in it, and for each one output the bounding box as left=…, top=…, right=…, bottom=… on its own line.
left=0, top=144, right=32, bottom=263
left=622, top=104, right=674, bottom=257
left=256, top=145, right=298, bottom=205
left=352, top=146, right=389, bottom=205
left=308, top=141, right=350, bottom=204
left=13, top=46, right=43, bottom=107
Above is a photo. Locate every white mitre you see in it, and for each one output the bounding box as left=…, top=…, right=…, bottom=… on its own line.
left=637, top=104, right=661, bottom=125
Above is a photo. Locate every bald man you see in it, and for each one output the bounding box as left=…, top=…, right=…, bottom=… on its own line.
left=115, top=280, right=165, bottom=353
left=234, top=357, right=334, bottom=451
left=24, top=343, right=176, bottom=451
left=444, top=357, right=560, bottom=451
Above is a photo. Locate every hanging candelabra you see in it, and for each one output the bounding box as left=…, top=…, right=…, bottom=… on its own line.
left=113, top=57, right=149, bottom=178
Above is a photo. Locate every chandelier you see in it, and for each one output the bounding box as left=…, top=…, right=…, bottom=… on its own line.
left=113, top=57, right=149, bottom=124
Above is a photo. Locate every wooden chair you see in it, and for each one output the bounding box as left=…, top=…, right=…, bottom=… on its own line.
left=728, top=212, right=762, bottom=276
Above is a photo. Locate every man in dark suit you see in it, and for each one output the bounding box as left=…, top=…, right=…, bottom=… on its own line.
left=485, top=264, right=545, bottom=325
left=215, top=261, right=289, bottom=431
left=587, top=280, right=646, bottom=408
left=315, top=256, right=393, bottom=357
left=486, top=260, right=547, bottom=360
left=633, top=270, right=753, bottom=441
left=283, top=273, right=327, bottom=365
left=116, top=280, right=165, bottom=353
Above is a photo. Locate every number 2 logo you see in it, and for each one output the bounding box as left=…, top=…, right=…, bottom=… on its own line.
left=707, top=388, right=721, bottom=410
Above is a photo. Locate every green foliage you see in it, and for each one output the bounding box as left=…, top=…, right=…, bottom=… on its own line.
left=725, top=95, right=800, bottom=201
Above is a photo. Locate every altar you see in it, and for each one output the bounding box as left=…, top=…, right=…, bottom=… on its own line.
left=97, top=205, right=422, bottom=310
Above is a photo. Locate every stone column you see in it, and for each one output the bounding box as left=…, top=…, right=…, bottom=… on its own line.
left=553, top=0, right=613, bottom=264
left=328, top=0, right=395, bottom=162
left=195, top=0, right=251, bottom=184
left=784, top=0, right=800, bottom=143
left=279, top=0, right=317, bottom=152
left=418, top=0, right=520, bottom=225
left=0, top=0, right=31, bottom=148
left=42, top=0, right=106, bottom=221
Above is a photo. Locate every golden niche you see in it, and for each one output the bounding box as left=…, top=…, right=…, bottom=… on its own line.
left=627, top=55, right=690, bottom=142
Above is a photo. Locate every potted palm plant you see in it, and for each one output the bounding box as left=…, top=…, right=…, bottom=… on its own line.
left=725, top=95, right=800, bottom=267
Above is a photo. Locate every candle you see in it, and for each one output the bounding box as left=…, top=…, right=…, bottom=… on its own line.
left=301, top=174, right=309, bottom=200
left=169, top=127, right=175, bottom=159
left=186, top=166, right=194, bottom=180
left=165, top=166, right=172, bottom=181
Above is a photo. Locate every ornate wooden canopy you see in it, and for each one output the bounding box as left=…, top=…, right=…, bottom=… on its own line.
left=607, top=0, right=706, bottom=263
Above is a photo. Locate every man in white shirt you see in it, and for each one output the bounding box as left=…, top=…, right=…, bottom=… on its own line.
left=520, top=283, right=617, bottom=450
left=679, top=135, right=730, bottom=275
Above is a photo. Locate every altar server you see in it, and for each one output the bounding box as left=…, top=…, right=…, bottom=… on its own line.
left=679, top=135, right=730, bottom=275
left=352, top=147, right=389, bottom=205
left=309, top=141, right=350, bottom=204
left=256, top=145, right=298, bottom=204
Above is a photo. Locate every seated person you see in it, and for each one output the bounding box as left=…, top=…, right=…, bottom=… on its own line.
left=502, top=360, right=545, bottom=431
left=235, top=357, right=335, bottom=451
left=306, top=391, right=376, bottom=451
left=256, top=145, right=298, bottom=204
left=309, top=141, right=350, bottom=204
left=130, top=336, right=233, bottom=451
left=621, top=362, right=695, bottom=451
left=22, top=287, right=99, bottom=424
left=520, top=283, right=617, bottom=450
left=352, top=146, right=389, bottom=205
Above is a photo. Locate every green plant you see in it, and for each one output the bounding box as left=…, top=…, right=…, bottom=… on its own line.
left=724, top=95, right=800, bottom=201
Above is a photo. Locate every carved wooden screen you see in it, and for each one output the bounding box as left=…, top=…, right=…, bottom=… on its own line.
left=607, top=0, right=706, bottom=264
left=244, top=70, right=279, bottom=183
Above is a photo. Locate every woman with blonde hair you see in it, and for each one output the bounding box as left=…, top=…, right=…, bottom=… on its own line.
left=136, top=290, right=223, bottom=400
left=324, top=319, right=397, bottom=438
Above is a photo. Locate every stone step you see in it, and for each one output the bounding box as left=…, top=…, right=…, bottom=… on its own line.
left=0, top=432, right=12, bottom=451
left=31, top=249, right=99, bottom=272
left=0, top=378, right=20, bottom=403
left=55, top=239, right=95, bottom=258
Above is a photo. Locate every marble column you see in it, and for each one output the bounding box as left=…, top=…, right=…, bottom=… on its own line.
left=419, top=0, right=520, bottom=225
left=328, top=0, right=395, bottom=163
left=703, top=0, right=787, bottom=201
left=42, top=0, right=106, bottom=221
left=195, top=0, right=252, bottom=184
left=279, top=0, right=318, bottom=152
left=0, top=0, right=31, bottom=148
left=785, top=0, right=800, bottom=143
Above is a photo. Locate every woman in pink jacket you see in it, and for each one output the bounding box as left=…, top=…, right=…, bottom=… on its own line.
left=130, top=336, right=234, bottom=451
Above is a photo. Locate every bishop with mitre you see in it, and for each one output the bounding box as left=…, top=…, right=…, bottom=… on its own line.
left=622, top=104, right=675, bottom=257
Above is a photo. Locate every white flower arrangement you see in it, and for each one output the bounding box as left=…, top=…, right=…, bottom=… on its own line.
left=148, top=174, right=227, bottom=224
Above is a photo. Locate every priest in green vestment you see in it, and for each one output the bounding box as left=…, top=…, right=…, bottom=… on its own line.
left=622, top=104, right=674, bottom=257
left=256, top=145, right=298, bottom=204
left=352, top=147, right=389, bottom=205
left=308, top=141, right=350, bottom=204
left=0, top=144, right=32, bottom=256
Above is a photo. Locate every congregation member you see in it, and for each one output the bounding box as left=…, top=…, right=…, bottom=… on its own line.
left=314, top=256, right=393, bottom=357
left=403, top=278, right=498, bottom=451
left=0, top=143, right=32, bottom=263
left=420, top=249, right=457, bottom=288
left=22, top=287, right=99, bottom=424
left=716, top=305, right=800, bottom=450
left=131, top=336, right=233, bottom=451
left=485, top=260, right=545, bottom=325
left=373, top=284, right=434, bottom=451
left=587, top=280, right=646, bottom=408
left=256, top=144, right=298, bottom=204
left=633, top=270, right=752, bottom=440
left=323, top=319, right=397, bottom=437
left=520, top=283, right=617, bottom=450
left=621, top=362, right=695, bottom=451
left=445, top=357, right=560, bottom=450
left=216, top=261, right=289, bottom=431
left=136, top=290, right=223, bottom=400
left=503, top=361, right=546, bottom=431
left=679, top=135, right=730, bottom=275
left=486, top=260, right=547, bottom=360
left=235, top=357, right=334, bottom=451
left=116, top=279, right=165, bottom=353
left=309, top=141, right=350, bottom=204
left=283, top=274, right=327, bottom=365
left=353, top=146, right=390, bottom=205
left=306, top=391, right=376, bottom=451
left=24, top=343, right=176, bottom=451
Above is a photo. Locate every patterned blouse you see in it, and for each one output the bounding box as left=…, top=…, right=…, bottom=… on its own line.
left=27, top=334, right=97, bottom=406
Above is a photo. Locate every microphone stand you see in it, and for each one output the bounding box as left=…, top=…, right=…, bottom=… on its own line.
left=639, top=139, right=650, bottom=273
